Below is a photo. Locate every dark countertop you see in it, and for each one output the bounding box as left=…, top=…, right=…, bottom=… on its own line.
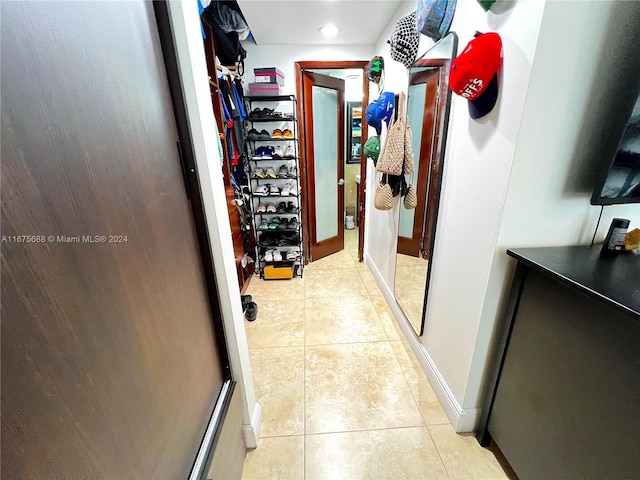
left=507, top=245, right=640, bottom=318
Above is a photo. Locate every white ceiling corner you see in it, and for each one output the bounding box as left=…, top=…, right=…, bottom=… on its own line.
left=237, top=0, right=406, bottom=46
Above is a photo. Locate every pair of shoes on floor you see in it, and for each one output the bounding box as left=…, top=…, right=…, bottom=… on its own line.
left=242, top=294, right=258, bottom=322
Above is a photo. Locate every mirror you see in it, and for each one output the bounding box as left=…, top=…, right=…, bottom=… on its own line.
left=394, top=32, right=458, bottom=336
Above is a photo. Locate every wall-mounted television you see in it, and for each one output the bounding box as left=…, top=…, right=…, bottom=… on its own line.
left=591, top=94, right=640, bottom=205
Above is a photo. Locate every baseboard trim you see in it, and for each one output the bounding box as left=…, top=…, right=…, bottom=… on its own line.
left=242, top=402, right=262, bottom=449
left=363, top=254, right=480, bottom=433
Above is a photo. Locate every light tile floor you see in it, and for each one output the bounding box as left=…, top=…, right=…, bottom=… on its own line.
left=242, top=229, right=510, bottom=480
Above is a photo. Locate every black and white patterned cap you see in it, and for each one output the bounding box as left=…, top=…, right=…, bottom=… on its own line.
left=388, top=11, right=420, bottom=69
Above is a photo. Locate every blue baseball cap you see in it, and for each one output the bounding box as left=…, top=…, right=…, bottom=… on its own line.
left=416, top=0, right=457, bottom=41
left=366, top=102, right=382, bottom=135
left=366, top=92, right=395, bottom=135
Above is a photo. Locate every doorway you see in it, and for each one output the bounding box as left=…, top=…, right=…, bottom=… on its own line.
left=295, top=61, right=370, bottom=263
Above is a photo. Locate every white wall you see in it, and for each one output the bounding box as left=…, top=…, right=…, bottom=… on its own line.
left=465, top=0, right=640, bottom=409
left=365, top=0, right=640, bottom=431
left=242, top=43, right=374, bottom=95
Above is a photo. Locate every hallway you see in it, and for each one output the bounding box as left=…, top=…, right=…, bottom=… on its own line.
left=241, top=230, right=509, bottom=479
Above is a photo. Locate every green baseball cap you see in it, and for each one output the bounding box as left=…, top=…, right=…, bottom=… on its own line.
left=477, top=0, right=496, bottom=11
left=363, top=136, right=381, bottom=165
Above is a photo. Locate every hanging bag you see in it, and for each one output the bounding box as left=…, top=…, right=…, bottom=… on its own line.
left=377, top=92, right=408, bottom=176
left=374, top=179, right=394, bottom=210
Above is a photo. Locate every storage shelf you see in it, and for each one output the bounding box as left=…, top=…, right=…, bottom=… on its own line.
left=246, top=117, right=296, bottom=122
left=252, top=194, right=300, bottom=198
left=254, top=210, right=299, bottom=215
left=248, top=137, right=298, bottom=142
left=250, top=157, right=298, bottom=162
left=246, top=94, right=296, bottom=102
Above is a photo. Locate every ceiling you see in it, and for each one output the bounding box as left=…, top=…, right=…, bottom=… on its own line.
left=237, top=0, right=406, bottom=46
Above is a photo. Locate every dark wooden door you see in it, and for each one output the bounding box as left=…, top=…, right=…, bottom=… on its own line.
left=1, top=2, right=227, bottom=478
left=302, top=72, right=346, bottom=261
left=398, top=68, right=440, bottom=257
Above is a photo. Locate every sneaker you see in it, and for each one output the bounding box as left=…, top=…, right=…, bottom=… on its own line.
left=277, top=164, right=289, bottom=178
left=269, top=184, right=280, bottom=195
left=252, top=147, right=263, bottom=160
left=280, top=182, right=292, bottom=196
left=288, top=166, right=297, bottom=178
left=288, top=217, right=299, bottom=230
left=255, top=167, right=266, bottom=178
left=276, top=201, right=286, bottom=213
left=258, top=218, right=269, bottom=230
left=256, top=203, right=267, bottom=213
left=261, top=146, right=274, bottom=159
left=247, top=128, right=259, bottom=141
left=254, top=185, right=269, bottom=196
left=264, top=249, right=274, bottom=262
left=286, top=201, right=296, bottom=212
left=266, top=202, right=277, bottom=213
left=245, top=301, right=258, bottom=322
left=272, top=128, right=283, bottom=138
left=286, top=249, right=301, bottom=261
left=273, top=146, right=284, bottom=159
left=258, top=129, right=271, bottom=140
left=273, top=250, right=283, bottom=261
left=282, top=129, right=294, bottom=138
left=283, top=146, right=295, bottom=159
left=265, top=167, right=277, bottom=179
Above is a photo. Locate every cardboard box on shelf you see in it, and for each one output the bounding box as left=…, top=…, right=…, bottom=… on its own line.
left=254, top=67, right=285, bottom=86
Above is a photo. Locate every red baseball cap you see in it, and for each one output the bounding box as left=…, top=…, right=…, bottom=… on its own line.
left=449, top=32, right=502, bottom=118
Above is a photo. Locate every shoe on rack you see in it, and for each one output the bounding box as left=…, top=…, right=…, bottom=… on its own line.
left=277, top=164, right=289, bottom=177
left=258, top=218, right=269, bottom=230
left=247, top=128, right=259, bottom=141
left=280, top=182, right=292, bottom=196
left=286, top=201, right=296, bottom=212
left=283, top=146, right=295, bottom=159
left=269, top=184, right=280, bottom=195
left=261, top=146, right=274, bottom=159
left=286, top=249, right=301, bottom=261
left=266, top=202, right=277, bottom=213
left=254, top=184, right=269, bottom=196
left=245, top=301, right=258, bottom=322
left=251, top=147, right=263, bottom=160
left=276, top=201, right=286, bottom=213
left=288, top=217, right=299, bottom=230
left=273, top=250, right=283, bottom=261
left=265, top=166, right=277, bottom=178
left=273, top=146, right=284, bottom=159
left=272, top=128, right=283, bottom=138
left=255, top=167, right=266, bottom=178
left=256, top=203, right=267, bottom=213
left=264, top=249, right=274, bottom=262
left=258, top=129, right=271, bottom=140
left=288, top=166, right=297, bottom=178
left=282, top=129, right=294, bottom=138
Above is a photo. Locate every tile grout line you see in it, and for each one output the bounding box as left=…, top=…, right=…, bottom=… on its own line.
left=426, top=425, right=454, bottom=480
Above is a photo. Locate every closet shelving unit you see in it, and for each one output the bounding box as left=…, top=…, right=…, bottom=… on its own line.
left=245, top=94, right=304, bottom=279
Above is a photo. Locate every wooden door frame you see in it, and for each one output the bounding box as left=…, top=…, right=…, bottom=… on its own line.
left=154, top=4, right=235, bottom=478
left=295, top=60, right=369, bottom=263
left=397, top=67, right=440, bottom=257
left=301, top=71, right=346, bottom=261
left=416, top=59, right=450, bottom=261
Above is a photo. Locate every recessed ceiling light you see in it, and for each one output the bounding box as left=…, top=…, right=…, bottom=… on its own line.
left=319, top=24, right=340, bottom=38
